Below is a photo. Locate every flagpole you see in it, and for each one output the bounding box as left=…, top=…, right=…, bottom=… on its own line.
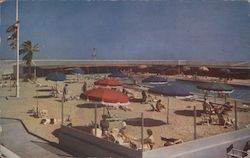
left=16, top=0, right=20, bottom=98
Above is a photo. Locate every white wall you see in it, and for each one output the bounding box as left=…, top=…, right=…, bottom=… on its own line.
left=144, top=128, right=250, bottom=158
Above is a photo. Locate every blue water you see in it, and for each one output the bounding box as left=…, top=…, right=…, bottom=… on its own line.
left=171, top=80, right=250, bottom=101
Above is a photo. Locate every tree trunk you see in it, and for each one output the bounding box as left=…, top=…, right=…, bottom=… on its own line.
left=28, top=64, right=32, bottom=79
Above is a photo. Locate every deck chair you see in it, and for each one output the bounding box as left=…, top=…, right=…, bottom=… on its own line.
left=226, top=144, right=247, bottom=158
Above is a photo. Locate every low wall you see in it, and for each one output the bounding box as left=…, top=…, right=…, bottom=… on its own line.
left=58, top=125, right=142, bottom=158
left=144, top=128, right=250, bottom=158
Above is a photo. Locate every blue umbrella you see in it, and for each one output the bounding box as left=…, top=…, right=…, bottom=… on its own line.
left=148, top=83, right=190, bottom=97
left=142, top=76, right=167, bottom=83
left=148, top=83, right=191, bottom=124
left=46, top=72, right=66, bottom=81
left=46, top=72, right=66, bottom=97
left=108, top=73, right=128, bottom=78
left=65, top=67, right=84, bottom=74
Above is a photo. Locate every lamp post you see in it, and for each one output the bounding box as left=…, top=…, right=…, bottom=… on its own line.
left=16, top=0, right=20, bottom=98
left=0, top=0, right=5, bottom=46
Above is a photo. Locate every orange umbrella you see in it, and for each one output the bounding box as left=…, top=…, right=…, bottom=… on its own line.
left=94, top=79, right=122, bottom=87
left=199, top=66, right=209, bottom=72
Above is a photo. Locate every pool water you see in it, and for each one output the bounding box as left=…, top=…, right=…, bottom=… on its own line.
left=171, top=80, right=250, bottom=101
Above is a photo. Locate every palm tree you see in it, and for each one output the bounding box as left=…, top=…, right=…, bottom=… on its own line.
left=19, top=40, right=39, bottom=79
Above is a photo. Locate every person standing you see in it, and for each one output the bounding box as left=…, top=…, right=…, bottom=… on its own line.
left=82, top=81, right=87, bottom=93
left=63, top=84, right=69, bottom=102
left=141, top=90, right=147, bottom=104
left=100, top=115, right=109, bottom=136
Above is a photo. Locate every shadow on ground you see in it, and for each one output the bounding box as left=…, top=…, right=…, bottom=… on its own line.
left=125, top=118, right=167, bottom=127
left=77, top=103, right=105, bottom=109
left=33, top=95, right=53, bottom=99
left=36, top=89, right=53, bottom=92
left=174, top=110, right=203, bottom=117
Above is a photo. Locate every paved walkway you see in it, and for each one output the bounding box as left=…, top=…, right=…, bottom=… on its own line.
left=0, top=118, right=75, bottom=158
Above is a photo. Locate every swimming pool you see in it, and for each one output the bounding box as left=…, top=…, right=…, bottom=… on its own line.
left=171, top=80, right=250, bottom=101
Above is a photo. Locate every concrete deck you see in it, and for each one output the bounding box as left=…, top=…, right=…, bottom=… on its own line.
left=0, top=118, right=75, bottom=158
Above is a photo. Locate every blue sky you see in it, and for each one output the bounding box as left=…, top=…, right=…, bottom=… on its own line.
left=0, top=0, right=249, bottom=60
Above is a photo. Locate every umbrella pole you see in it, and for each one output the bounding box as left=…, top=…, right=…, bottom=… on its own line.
left=36, top=90, right=39, bottom=118
left=167, top=97, right=170, bottom=124
left=214, top=93, right=216, bottom=103
left=103, top=107, right=105, bottom=116
left=141, top=113, right=144, bottom=151
left=193, top=106, right=197, bottom=140
left=234, top=101, right=238, bottom=130
left=95, top=103, right=97, bottom=136
left=55, top=81, right=58, bottom=97
left=61, top=96, right=64, bottom=125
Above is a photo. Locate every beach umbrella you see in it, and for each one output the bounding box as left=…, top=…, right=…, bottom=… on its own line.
left=64, top=67, right=84, bottom=74
left=80, top=88, right=129, bottom=105
left=46, top=72, right=66, bottom=81
left=148, top=83, right=191, bottom=97
left=64, top=67, right=84, bottom=81
left=199, top=66, right=209, bottom=72
left=94, top=79, right=122, bottom=87
left=142, top=76, right=168, bottom=84
left=138, top=65, right=148, bottom=69
left=46, top=72, right=66, bottom=97
left=220, top=68, right=230, bottom=74
left=220, top=68, right=231, bottom=78
left=108, top=73, right=128, bottom=78
left=148, top=83, right=191, bottom=124
left=80, top=88, right=129, bottom=135
left=197, top=82, right=234, bottom=103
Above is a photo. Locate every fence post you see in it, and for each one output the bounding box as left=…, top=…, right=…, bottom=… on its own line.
left=194, top=106, right=197, bottom=140
left=167, top=97, right=170, bottom=124
left=234, top=101, right=238, bottom=130
left=95, top=103, right=97, bottom=136
left=141, top=113, right=144, bottom=151
left=61, top=97, right=64, bottom=125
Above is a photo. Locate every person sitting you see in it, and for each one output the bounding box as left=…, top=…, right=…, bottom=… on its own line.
left=223, top=102, right=233, bottom=111
left=118, top=121, right=131, bottom=143
left=91, top=124, right=102, bottom=138
left=100, top=115, right=109, bottom=136
left=143, top=129, right=155, bottom=150
left=214, top=105, right=233, bottom=127
left=155, top=100, right=165, bottom=112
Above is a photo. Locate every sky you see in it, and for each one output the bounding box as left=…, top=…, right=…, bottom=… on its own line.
left=0, top=0, right=249, bottom=60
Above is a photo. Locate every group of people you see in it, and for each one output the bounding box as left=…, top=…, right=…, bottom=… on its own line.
left=62, top=82, right=87, bottom=102
left=202, top=98, right=233, bottom=127
left=90, top=115, right=155, bottom=150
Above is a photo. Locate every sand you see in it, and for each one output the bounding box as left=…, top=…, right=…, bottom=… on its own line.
left=0, top=74, right=249, bottom=150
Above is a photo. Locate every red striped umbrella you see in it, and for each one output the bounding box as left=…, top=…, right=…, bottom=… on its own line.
left=94, top=79, right=122, bottom=87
